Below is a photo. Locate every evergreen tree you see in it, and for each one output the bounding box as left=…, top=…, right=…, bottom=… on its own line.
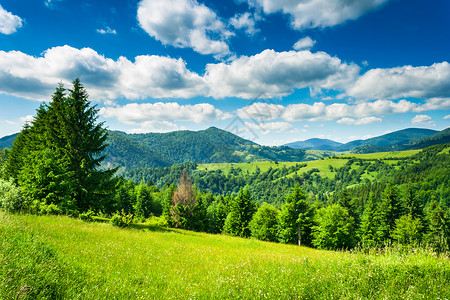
left=425, top=200, right=450, bottom=251
left=376, top=185, right=402, bottom=242
left=223, top=187, right=255, bottom=237
left=359, top=192, right=379, bottom=248
left=278, top=185, right=313, bottom=246
left=134, top=180, right=154, bottom=219
left=3, top=80, right=117, bottom=213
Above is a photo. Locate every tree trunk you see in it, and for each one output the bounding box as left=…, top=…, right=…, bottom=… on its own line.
left=298, top=223, right=302, bottom=247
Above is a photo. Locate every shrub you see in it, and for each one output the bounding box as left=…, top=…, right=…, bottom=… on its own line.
left=0, top=179, right=28, bottom=212
left=40, top=203, right=62, bottom=215
left=110, top=210, right=133, bottom=228
left=79, top=210, right=95, bottom=222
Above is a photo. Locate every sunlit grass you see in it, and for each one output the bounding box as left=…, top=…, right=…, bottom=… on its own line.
left=1, top=212, right=449, bottom=299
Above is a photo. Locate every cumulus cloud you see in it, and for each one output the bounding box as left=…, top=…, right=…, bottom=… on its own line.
left=444, top=115, right=450, bottom=120
left=137, top=0, right=232, bottom=57
left=230, top=12, right=258, bottom=35
left=0, top=5, right=23, bottom=34
left=0, top=45, right=206, bottom=100
left=205, top=49, right=359, bottom=99
left=237, top=102, right=285, bottom=121
left=129, top=120, right=184, bottom=134
left=411, top=114, right=434, bottom=125
left=278, top=99, right=449, bottom=122
left=347, top=62, right=450, bottom=100
left=244, top=121, right=296, bottom=134
left=99, top=102, right=232, bottom=125
left=246, top=0, right=391, bottom=30
left=337, top=116, right=382, bottom=125
left=97, top=27, right=117, bottom=34
left=293, top=36, right=315, bottom=50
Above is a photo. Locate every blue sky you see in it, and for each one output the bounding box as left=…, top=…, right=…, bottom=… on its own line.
left=0, top=0, right=449, bottom=145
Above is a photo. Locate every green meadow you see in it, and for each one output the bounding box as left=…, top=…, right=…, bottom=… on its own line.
left=198, top=149, right=423, bottom=180
left=1, top=212, right=449, bottom=299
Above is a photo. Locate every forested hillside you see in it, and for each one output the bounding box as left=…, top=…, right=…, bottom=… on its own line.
left=105, top=127, right=311, bottom=169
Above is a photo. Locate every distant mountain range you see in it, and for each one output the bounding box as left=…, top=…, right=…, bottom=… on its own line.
left=283, top=138, right=343, bottom=150
left=283, top=128, right=446, bottom=152
left=2, top=127, right=449, bottom=169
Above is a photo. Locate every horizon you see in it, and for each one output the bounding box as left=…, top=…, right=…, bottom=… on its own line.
left=0, top=0, right=449, bottom=145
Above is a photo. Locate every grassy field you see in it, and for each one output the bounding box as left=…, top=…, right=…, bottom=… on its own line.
left=1, top=212, right=449, bottom=299
left=198, top=149, right=423, bottom=181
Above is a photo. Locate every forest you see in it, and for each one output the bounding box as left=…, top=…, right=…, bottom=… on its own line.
left=0, top=80, right=449, bottom=253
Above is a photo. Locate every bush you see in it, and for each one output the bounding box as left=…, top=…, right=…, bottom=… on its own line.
left=110, top=210, right=133, bottom=228
left=0, top=179, right=28, bottom=212
left=40, top=203, right=63, bottom=215
left=79, top=210, right=95, bottom=222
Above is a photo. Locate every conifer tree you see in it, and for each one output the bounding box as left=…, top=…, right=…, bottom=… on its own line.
left=170, top=169, right=198, bottom=229
left=135, top=180, right=154, bottom=219
left=359, top=192, right=379, bottom=248
left=223, top=187, right=255, bottom=237
left=376, top=185, right=402, bottom=242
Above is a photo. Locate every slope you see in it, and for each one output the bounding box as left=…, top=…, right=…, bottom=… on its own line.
left=283, top=138, right=343, bottom=150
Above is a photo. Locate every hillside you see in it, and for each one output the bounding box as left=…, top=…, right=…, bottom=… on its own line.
left=105, top=127, right=310, bottom=169
left=2, top=212, right=449, bottom=299
left=337, top=128, right=438, bottom=151
left=283, top=138, right=342, bottom=150
left=0, top=133, right=19, bottom=149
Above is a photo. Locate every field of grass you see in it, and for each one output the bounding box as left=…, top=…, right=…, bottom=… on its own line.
left=1, top=212, right=449, bottom=299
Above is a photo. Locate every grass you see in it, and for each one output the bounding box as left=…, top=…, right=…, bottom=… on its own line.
left=1, top=212, right=449, bottom=299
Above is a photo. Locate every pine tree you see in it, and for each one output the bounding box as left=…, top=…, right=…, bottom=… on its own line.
left=223, top=187, right=255, bottom=237
left=359, top=192, right=379, bottom=248
left=134, top=180, right=154, bottom=219
left=4, top=79, right=117, bottom=213
left=170, top=169, right=198, bottom=229
left=376, top=185, right=402, bottom=242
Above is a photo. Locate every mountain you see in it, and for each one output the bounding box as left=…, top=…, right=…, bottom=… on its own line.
left=283, top=138, right=342, bottom=150
left=409, top=127, right=450, bottom=149
left=337, top=128, right=438, bottom=151
left=0, top=133, right=19, bottom=149
left=105, top=127, right=308, bottom=170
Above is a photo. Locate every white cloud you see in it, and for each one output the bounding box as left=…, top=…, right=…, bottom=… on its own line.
left=0, top=45, right=206, bottom=101
left=99, top=102, right=231, bottom=125
left=411, top=114, right=434, bottom=125
left=97, top=27, right=117, bottom=35
left=236, top=102, right=285, bottom=121
left=0, top=5, right=23, bottom=34
left=230, top=12, right=258, bottom=35
left=337, top=116, right=382, bottom=125
left=129, top=120, right=185, bottom=134
left=205, top=49, right=359, bottom=99
left=293, top=36, right=315, bottom=50
left=137, top=0, right=232, bottom=57
left=444, top=115, right=450, bottom=120
left=281, top=99, right=447, bottom=123
left=247, top=0, right=391, bottom=30
left=244, top=121, right=296, bottom=134
left=19, top=115, right=34, bottom=124
left=347, top=62, right=450, bottom=100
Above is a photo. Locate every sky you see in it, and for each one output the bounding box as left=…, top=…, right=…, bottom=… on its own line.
left=0, top=0, right=449, bottom=146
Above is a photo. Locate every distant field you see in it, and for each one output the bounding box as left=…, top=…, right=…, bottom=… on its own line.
left=198, top=149, right=423, bottom=181
left=1, top=212, right=449, bottom=299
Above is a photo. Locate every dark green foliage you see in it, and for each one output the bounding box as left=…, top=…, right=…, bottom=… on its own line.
left=170, top=169, right=200, bottom=230
left=3, top=80, right=117, bottom=214
left=223, top=188, right=256, bottom=237
left=249, top=203, right=279, bottom=242
left=206, top=196, right=229, bottom=233
left=278, top=186, right=314, bottom=246
left=312, top=204, right=357, bottom=250
left=424, top=201, right=450, bottom=251
left=134, top=180, right=154, bottom=219
left=376, top=185, right=402, bottom=242
left=359, top=193, right=379, bottom=248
